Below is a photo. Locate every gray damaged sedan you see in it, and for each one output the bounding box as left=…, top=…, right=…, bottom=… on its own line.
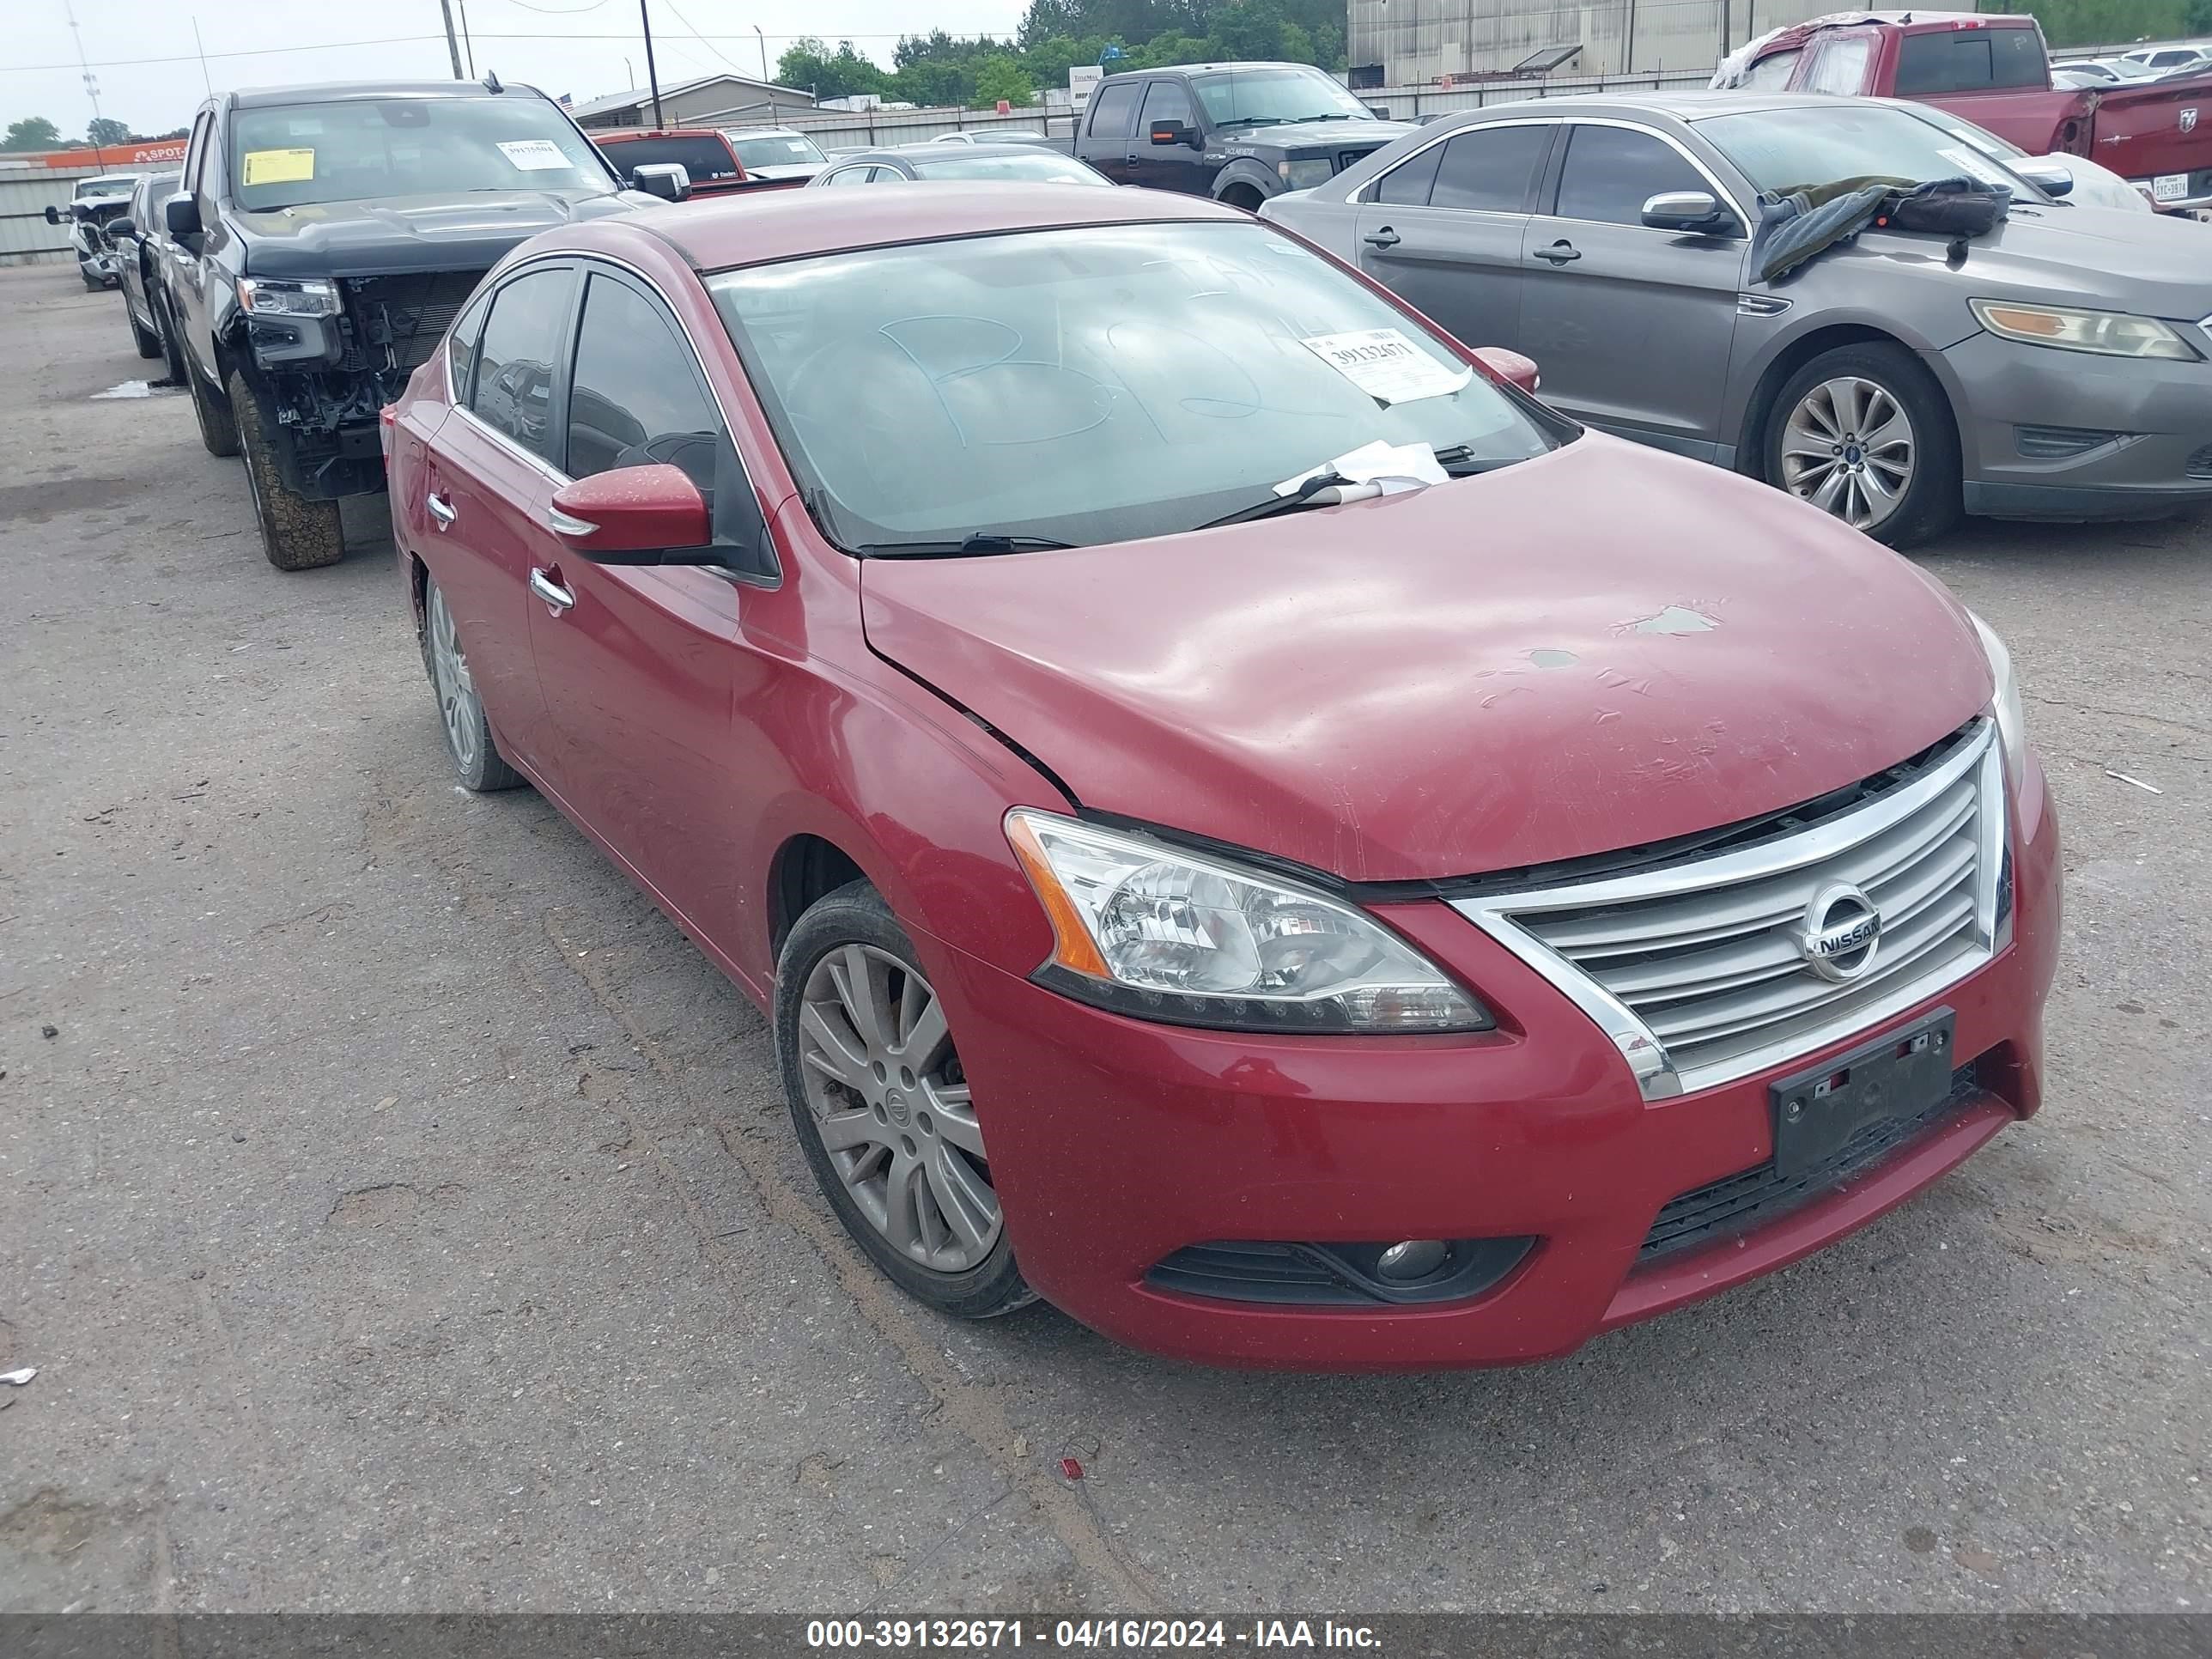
left=1263, top=91, right=2212, bottom=546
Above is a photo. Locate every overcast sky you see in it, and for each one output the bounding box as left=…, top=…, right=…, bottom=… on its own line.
left=8, top=0, right=1028, bottom=138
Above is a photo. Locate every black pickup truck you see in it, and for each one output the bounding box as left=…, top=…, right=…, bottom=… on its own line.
left=1069, top=61, right=1413, bottom=209
left=161, top=77, right=678, bottom=570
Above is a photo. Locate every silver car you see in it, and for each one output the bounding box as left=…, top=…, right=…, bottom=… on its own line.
left=1264, top=91, right=2212, bottom=546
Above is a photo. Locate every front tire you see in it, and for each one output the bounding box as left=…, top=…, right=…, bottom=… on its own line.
left=152, top=288, right=188, bottom=386
left=228, top=369, right=343, bottom=571
left=1763, top=342, right=1960, bottom=549
left=127, top=297, right=161, bottom=359
left=420, top=575, right=525, bottom=792
left=776, top=881, right=1032, bottom=1320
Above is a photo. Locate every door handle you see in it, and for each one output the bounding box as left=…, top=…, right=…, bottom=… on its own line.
left=1534, top=240, right=1582, bottom=264
left=1364, top=226, right=1401, bottom=248
left=426, top=492, right=457, bottom=530
left=530, top=567, right=575, bottom=613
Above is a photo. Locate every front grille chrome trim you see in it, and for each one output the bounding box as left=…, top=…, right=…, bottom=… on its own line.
left=1452, top=721, right=2005, bottom=1100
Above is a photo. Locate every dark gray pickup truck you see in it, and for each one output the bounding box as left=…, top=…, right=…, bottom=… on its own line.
left=161, top=76, right=673, bottom=570
left=1068, top=61, right=1413, bottom=209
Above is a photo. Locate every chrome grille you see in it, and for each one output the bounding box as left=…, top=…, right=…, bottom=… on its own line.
left=1452, top=721, right=2008, bottom=1098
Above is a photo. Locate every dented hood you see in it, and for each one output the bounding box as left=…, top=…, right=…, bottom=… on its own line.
left=860, top=436, right=1993, bottom=884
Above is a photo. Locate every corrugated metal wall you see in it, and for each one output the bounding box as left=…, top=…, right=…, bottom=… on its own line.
left=0, top=165, right=101, bottom=267
left=1349, top=0, right=1839, bottom=82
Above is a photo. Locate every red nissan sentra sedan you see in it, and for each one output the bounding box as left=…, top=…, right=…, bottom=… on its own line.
left=386, top=185, right=2059, bottom=1370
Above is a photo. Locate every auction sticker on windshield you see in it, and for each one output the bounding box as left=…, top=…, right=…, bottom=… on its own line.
left=242, top=149, right=315, bottom=185
left=1302, top=328, right=1471, bottom=405
left=497, top=140, right=572, bottom=171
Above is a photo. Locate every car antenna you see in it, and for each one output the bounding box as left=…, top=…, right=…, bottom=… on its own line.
left=483, top=70, right=504, bottom=94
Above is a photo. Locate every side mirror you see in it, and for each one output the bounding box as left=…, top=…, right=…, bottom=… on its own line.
left=630, top=161, right=691, bottom=203
left=165, top=195, right=202, bottom=238
left=2012, top=158, right=2075, bottom=197
left=109, top=217, right=137, bottom=240
left=1149, top=120, right=1198, bottom=148
left=549, top=464, right=712, bottom=563
left=1472, top=346, right=1540, bottom=396
left=44, top=204, right=62, bottom=226
left=1366, top=103, right=1393, bottom=119
left=1641, top=189, right=1738, bottom=235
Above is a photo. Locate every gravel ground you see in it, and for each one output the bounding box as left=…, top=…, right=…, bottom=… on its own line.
left=1, top=262, right=2206, bottom=1616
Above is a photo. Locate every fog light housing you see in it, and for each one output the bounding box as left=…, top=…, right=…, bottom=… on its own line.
left=1375, top=1238, right=1449, bottom=1281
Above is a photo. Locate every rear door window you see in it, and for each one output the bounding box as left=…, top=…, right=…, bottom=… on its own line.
left=468, top=265, right=576, bottom=463
left=1895, top=27, right=2046, bottom=94
left=1086, top=80, right=1141, bottom=141
left=1802, top=35, right=1873, bottom=95
left=600, top=134, right=738, bottom=181
left=1552, top=125, right=1710, bottom=227
left=1429, top=124, right=1552, bottom=212
left=1740, top=48, right=1802, bottom=88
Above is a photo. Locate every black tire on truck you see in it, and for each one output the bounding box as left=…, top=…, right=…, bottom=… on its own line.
left=126, top=292, right=161, bottom=359
left=188, top=362, right=239, bottom=458
left=152, top=289, right=188, bottom=387
left=228, top=369, right=344, bottom=571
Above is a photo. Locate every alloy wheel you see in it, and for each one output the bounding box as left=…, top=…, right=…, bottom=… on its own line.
left=795, top=943, right=1001, bottom=1273
left=1778, top=375, right=1916, bottom=533
left=426, top=585, right=481, bottom=773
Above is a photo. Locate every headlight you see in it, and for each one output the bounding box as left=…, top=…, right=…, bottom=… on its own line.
left=1969, top=299, right=2197, bottom=360
left=1278, top=157, right=1335, bottom=191
left=237, top=277, right=340, bottom=319
left=1967, top=611, right=2027, bottom=779
left=1004, top=809, right=1492, bottom=1034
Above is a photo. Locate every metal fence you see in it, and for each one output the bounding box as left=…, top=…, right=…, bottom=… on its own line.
left=0, top=164, right=102, bottom=267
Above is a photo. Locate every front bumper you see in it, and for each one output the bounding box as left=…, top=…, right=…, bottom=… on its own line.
left=1942, top=330, right=2212, bottom=519
left=922, top=753, right=2060, bottom=1370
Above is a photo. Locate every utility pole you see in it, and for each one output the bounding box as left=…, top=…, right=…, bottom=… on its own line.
left=437, top=0, right=465, bottom=78
left=62, top=0, right=109, bottom=162
left=756, top=24, right=769, bottom=84
left=640, top=0, right=665, bottom=127
left=457, top=0, right=477, bottom=76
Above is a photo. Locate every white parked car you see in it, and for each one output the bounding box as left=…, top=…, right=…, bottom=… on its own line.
left=2117, top=44, right=2212, bottom=76
left=1903, top=104, right=2156, bottom=214
left=717, top=126, right=830, bottom=182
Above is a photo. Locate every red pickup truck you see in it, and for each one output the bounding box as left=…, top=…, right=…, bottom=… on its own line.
left=1717, top=11, right=2212, bottom=212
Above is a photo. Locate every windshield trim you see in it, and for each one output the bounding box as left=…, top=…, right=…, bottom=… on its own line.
left=704, top=218, right=1577, bottom=559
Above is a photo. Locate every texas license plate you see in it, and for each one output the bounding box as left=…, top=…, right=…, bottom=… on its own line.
left=1768, top=1011, right=1956, bottom=1181
left=2153, top=172, right=2189, bottom=202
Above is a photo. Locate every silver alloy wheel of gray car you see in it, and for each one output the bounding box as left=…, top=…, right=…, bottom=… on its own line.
left=1778, top=375, right=1916, bottom=533
left=427, top=584, right=481, bottom=774
left=796, top=943, right=1001, bottom=1273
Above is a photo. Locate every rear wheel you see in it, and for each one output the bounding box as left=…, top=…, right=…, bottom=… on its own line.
left=1763, top=342, right=1960, bottom=549
left=228, top=369, right=343, bottom=571
left=188, top=361, right=239, bottom=458
left=151, top=288, right=187, bottom=386
left=775, top=881, right=1033, bottom=1320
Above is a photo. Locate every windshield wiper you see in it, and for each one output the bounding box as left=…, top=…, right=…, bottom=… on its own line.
left=857, top=532, right=1076, bottom=557
left=1430, top=445, right=1522, bottom=476
left=1212, top=116, right=1288, bottom=130
left=1195, top=470, right=1371, bottom=531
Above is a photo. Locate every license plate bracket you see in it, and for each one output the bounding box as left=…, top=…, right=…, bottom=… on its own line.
left=2154, top=172, right=2189, bottom=202
left=1769, top=1010, right=1956, bottom=1181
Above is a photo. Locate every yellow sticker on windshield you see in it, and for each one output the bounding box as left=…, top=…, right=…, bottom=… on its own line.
left=242, top=148, right=315, bottom=185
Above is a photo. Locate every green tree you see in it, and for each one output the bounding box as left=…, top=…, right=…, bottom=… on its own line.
left=2, top=114, right=59, bottom=151
left=87, top=116, right=130, bottom=147
left=2185, top=0, right=2212, bottom=28
left=969, top=54, right=1039, bottom=107
left=775, top=38, right=887, bottom=102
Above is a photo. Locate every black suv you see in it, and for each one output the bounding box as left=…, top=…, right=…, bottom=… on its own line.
left=1070, top=61, right=1412, bottom=209
left=162, top=77, right=674, bottom=569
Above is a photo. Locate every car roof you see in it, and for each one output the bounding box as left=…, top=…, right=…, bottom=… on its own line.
left=595, top=127, right=729, bottom=140
left=628, top=182, right=1239, bottom=270
left=229, top=79, right=548, bottom=108
left=1445, top=88, right=1888, bottom=122
left=890, top=142, right=1079, bottom=158
left=720, top=125, right=805, bottom=137
left=1109, top=59, right=1330, bottom=75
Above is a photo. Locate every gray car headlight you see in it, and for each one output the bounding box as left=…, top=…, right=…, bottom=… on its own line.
left=237, top=277, right=341, bottom=319
left=1278, top=157, right=1336, bottom=191
left=1006, top=809, right=1492, bottom=1034
left=1969, top=299, right=2197, bottom=360
left=1968, top=611, right=2027, bottom=779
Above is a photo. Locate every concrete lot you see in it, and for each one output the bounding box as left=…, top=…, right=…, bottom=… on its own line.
left=1, top=261, right=2206, bottom=1615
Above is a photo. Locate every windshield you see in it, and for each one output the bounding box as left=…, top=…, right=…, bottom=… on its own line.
left=1191, top=68, right=1376, bottom=128
left=229, top=98, right=613, bottom=210
left=728, top=132, right=826, bottom=168
left=1904, top=106, right=2027, bottom=161
left=77, top=176, right=140, bottom=201
left=708, top=221, right=1564, bottom=552
left=910, top=152, right=1108, bottom=184
left=1698, top=104, right=2032, bottom=198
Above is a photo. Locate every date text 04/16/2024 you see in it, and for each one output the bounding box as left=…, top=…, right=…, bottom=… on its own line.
left=804, top=1620, right=1382, bottom=1650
